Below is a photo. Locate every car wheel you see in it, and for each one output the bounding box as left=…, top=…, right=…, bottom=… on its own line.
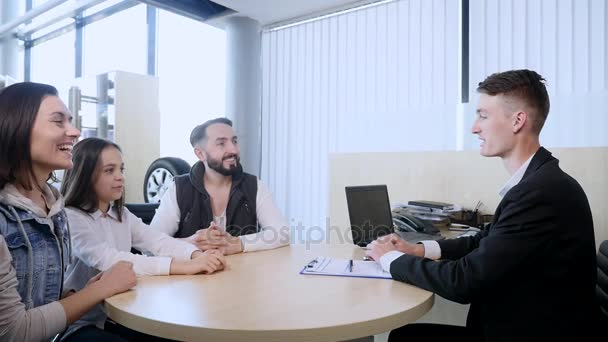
left=143, top=157, right=191, bottom=203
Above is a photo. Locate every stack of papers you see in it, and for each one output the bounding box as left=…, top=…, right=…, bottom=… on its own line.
left=407, top=200, right=455, bottom=210
left=300, top=256, right=392, bottom=279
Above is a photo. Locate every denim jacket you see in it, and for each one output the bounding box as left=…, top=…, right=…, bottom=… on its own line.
left=0, top=184, right=71, bottom=310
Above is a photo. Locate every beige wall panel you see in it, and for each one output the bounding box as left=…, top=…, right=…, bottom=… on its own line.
left=330, top=147, right=607, bottom=330
left=113, top=71, right=160, bottom=203
left=329, top=147, right=608, bottom=248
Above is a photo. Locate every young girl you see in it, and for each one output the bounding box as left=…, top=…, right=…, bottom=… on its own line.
left=0, top=82, right=137, bottom=341
left=60, top=137, right=226, bottom=341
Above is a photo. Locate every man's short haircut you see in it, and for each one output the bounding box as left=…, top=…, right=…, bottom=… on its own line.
left=189, top=117, right=233, bottom=147
left=477, top=69, right=550, bottom=134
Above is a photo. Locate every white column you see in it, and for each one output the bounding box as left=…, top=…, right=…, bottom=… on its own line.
left=225, top=16, right=262, bottom=176
left=0, top=0, right=19, bottom=79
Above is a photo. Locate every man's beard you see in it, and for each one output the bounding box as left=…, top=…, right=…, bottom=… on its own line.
left=206, top=153, right=241, bottom=176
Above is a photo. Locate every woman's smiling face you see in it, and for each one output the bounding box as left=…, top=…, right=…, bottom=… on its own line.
left=29, top=95, right=81, bottom=176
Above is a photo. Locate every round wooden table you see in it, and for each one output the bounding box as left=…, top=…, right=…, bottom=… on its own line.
left=105, top=244, right=434, bottom=341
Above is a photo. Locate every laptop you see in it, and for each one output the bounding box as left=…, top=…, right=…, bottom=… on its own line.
left=345, top=185, right=394, bottom=247
left=345, top=185, right=445, bottom=246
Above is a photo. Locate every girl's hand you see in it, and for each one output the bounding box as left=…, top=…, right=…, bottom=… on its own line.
left=171, top=250, right=226, bottom=275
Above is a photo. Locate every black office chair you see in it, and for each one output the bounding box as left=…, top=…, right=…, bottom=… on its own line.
left=598, top=240, right=608, bottom=321
left=124, top=203, right=160, bottom=255
left=124, top=202, right=160, bottom=225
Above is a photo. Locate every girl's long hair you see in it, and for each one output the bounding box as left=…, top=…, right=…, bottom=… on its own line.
left=61, top=137, right=124, bottom=221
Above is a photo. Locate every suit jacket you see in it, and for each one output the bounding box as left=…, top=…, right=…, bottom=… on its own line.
left=390, top=147, right=598, bottom=341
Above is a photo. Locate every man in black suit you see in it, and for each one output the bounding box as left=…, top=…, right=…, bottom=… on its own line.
left=367, top=69, right=598, bottom=341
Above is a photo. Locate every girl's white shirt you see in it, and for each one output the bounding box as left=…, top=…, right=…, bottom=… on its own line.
left=63, top=205, right=200, bottom=335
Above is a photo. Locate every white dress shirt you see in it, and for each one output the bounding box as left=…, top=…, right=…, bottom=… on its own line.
left=379, top=153, right=536, bottom=272
left=150, top=179, right=290, bottom=252
left=63, top=206, right=200, bottom=336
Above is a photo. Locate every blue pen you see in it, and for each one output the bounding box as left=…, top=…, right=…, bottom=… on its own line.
left=348, top=259, right=353, bottom=272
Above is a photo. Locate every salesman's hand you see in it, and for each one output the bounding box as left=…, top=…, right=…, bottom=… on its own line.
left=365, top=237, right=398, bottom=263
left=377, top=233, right=424, bottom=257
left=183, top=222, right=228, bottom=250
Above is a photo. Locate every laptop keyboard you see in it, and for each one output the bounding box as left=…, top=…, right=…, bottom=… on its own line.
left=396, top=231, right=445, bottom=244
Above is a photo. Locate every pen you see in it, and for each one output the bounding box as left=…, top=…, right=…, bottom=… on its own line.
left=348, top=259, right=353, bottom=272
left=448, top=227, right=470, bottom=232
left=448, top=226, right=481, bottom=232
left=306, top=257, right=319, bottom=268
left=474, top=200, right=482, bottom=211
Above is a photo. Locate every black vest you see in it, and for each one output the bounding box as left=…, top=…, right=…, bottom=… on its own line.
left=174, top=162, right=258, bottom=238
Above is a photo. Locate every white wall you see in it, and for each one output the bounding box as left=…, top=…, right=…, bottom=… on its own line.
left=261, top=0, right=608, bottom=236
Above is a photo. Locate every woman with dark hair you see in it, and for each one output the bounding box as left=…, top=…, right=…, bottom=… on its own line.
left=0, top=82, right=137, bottom=341
left=60, top=137, right=226, bottom=341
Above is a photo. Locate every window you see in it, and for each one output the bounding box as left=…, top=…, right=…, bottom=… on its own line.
left=29, top=31, right=75, bottom=100
left=157, top=10, right=226, bottom=164
left=83, top=4, right=147, bottom=77
left=17, top=44, right=24, bottom=81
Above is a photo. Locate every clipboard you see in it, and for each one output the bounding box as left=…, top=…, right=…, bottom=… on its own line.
left=300, top=256, right=392, bottom=279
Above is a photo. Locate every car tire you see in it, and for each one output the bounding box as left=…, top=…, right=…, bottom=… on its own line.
left=143, top=157, right=191, bottom=203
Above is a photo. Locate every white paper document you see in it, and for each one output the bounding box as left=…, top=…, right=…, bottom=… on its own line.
left=300, top=256, right=392, bottom=279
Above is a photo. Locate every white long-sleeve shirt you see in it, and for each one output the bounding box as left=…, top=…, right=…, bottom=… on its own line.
left=150, top=180, right=290, bottom=252
left=63, top=205, right=200, bottom=336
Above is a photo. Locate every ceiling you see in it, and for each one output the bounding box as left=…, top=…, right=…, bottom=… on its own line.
left=209, top=0, right=368, bottom=26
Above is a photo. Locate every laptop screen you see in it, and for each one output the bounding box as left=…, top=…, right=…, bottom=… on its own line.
left=345, top=185, right=394, bottom=246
